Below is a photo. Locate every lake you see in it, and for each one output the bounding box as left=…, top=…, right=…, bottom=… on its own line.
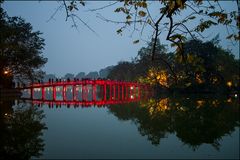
left=0, top=94, right=239, bottom=159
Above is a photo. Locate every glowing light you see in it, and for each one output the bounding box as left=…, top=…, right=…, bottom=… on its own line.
left=196, top=100, right=205, bottom=108
left=4, top=70, right=9, bottom=75
left=130, top=95, right=134, bottom=99
left=130, top=86, right=134, bottom=90
left=4, top=113, right=8, bottom=116
left=227, top=81, right=232, bottom=87
left=156, top=98, right=169, bottom=111
left=227, top=98, right=232, bottom=103
left=196, top=74, right=203, bottom=84
left=234, top=94, right=238, bottom=98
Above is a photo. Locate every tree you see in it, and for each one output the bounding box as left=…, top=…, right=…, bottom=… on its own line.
left=0, top=101, right=47, bottom=159
left=58, top=0, right=239, bottom=63
left=85, top=71, right=99, bottom=79
left=99, top=66, right=114, bottom=78
left=0, top=7, right=47, bottom=87
left=107, top=61, right=135, bottom=81
left=173, top=38, right=239, bottom=91
left=64, top=73, right=75, bottom=80
left=75, top=72, right=85, bottom=79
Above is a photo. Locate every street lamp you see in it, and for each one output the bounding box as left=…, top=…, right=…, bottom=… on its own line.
left=3, top=70, right=9, bottom=75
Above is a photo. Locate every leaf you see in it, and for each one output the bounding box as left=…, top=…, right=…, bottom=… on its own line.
left=116, top=29, right=122, bottom=34
left=141, top=1, right=147, bottom=8
left=138, top=11, right=146, bottom=17
left=114, top=7, right=123, bottom=12
left=188, top=16, right=196, bottom=20
left=176, top=0, right=185, bottom=9
left=147, top=19, right=152, bottom=25
left=79, top=0, right=85, bottom=6
left=126, top=15, right=131, bottom=20
left=195, top=20, right=217, bottom=32
left=226, top=34, right=234, bottom=40
left=195, top=0, right=203, bottom=5
left=198, top=10, right=203, bottom=14
left=170, top=34, right=187, bottom=41
left=133, top=40, right=139, bottom=44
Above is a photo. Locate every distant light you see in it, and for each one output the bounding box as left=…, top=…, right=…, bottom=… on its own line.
left=4, top=71, right=8, bottom=75
left=234, top=94, right=238, bottom=98
left=227, top=81, right=232, bottom=87
left=4, top=113, right=7, bottom=116
left=130, top=86, right=134, bottom=90
left=130, top=95, right=134, bottom=99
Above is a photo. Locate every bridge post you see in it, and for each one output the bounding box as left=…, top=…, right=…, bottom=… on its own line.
left=118, top=83, right=120, bottom=100
left=109, top=83, right=112, bottom=100
left=42, top=87, right=45, bottom=100
left=53, top=86, right=56, bottom=101
left=104, top=83, right=107, bottom=101
left=82, top=83, right=87, bottom=101
left=76, top=85, right=79, bottom=101
left=126, top=84, right=128, bottom=100
left=129, top=83, right=132, bottom=99
left=72, top=85, right=75, bottom=101
left=92, top=83, right=96, bottom=101
left=122, top=83, right=124, bottom=100
left=63, top=85, right=66, bottom=101
left=81, top=84, right=84, bottom=101
left=113, top=82, right=116, bottom=100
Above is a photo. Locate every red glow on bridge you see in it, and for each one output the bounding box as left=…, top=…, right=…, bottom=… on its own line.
left=21, top=79, right=152, bottom=106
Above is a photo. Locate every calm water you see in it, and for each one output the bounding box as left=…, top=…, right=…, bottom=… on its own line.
left=0, top=95, right=239, bottom=159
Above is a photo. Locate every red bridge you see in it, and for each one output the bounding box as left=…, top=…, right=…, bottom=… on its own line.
left=21, top=79, right=152, bottom=106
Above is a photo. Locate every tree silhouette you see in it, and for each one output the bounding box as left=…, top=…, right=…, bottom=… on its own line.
left=0, top=7, right=47, bottom=86
left=0, top=101, right=47, bottom=160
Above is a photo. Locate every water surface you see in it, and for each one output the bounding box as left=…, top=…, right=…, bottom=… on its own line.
left=0, top=95, right=239, bottom=159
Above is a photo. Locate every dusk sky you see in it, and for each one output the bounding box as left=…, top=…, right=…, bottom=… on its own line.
left=2, top=1, right=239, bottom=77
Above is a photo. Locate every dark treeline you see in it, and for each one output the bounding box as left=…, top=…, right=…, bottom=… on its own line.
left=107, top=37, right=239, bottom=94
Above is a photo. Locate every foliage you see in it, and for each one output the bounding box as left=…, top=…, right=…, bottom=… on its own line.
left=107, top=61, right=135, bottom=81
left=108, top=36, right=239, bottom=92
left=0, top=101, right=47, bottom=159
left=58, top=0, right=239, bottom=63
left=108, top=95, right=239, bottom=148
left=108, top=38, right=173, bottom=86
left=173, top=39, right=240, bottom=91
left=0, top=8, right=47, bottom=85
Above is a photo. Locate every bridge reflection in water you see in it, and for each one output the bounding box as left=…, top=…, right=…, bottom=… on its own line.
left=21, top=79, right=152, bottom=107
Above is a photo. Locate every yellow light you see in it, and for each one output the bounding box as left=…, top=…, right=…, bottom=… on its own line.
left=227, top=98, right=232, bottom=103
left=4, top=71, right=8, bottom=75
left=227, top=81, right=232, bottom=87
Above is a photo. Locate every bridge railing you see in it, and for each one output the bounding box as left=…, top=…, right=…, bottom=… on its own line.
left=20, top=79, right=153, bottom=103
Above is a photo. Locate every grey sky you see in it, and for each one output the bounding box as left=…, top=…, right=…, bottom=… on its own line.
left=2, top=1, right=239, bottom=77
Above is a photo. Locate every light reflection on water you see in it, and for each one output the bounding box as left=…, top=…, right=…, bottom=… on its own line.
left=0, top=95, right=239, bottom=159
